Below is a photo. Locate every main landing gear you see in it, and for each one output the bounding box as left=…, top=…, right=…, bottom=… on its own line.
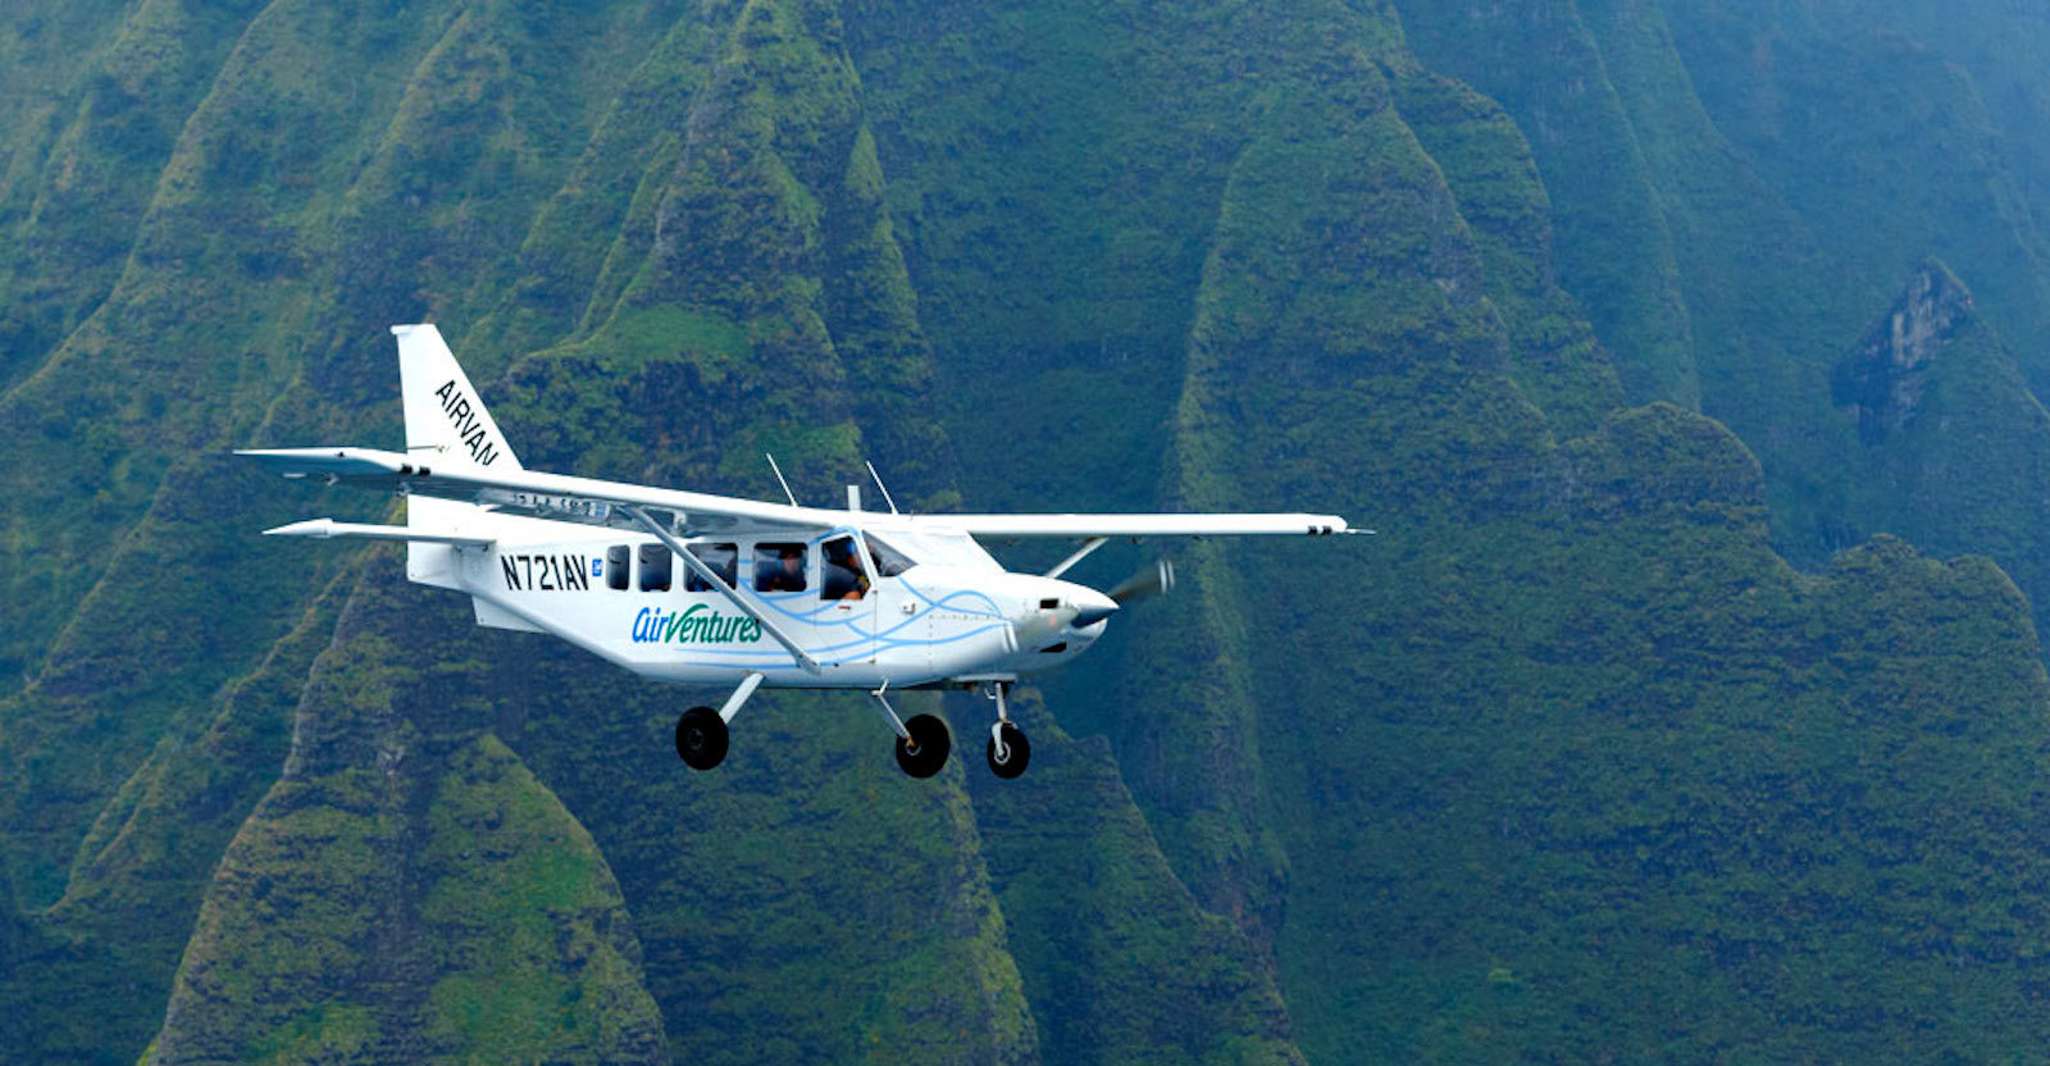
left=895, top=713, right=952, bottom=779
left=675, top=706, right=727, bottom=770
left=873, top=682, right=950, bottom=778
left=674, top=672, right=762, bottom=772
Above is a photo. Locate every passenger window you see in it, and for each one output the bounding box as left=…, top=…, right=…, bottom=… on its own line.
left=686, top=542, right=738, bottom=591
left=820, top=536, right=869, bottom=601
left=638, top=543, right=672, bottom=592
left=865, top=533, right=916, bottom=578
left=754, top=543, right=808, bottom=592
left=606, top=545, right=630, bottom=591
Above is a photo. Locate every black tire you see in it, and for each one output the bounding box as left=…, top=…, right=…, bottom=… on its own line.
left=894, top=713, right=951, bottom=778
left=986, top=722, right=1031, bottom=779
left=675, top=706, right=728, bottom=771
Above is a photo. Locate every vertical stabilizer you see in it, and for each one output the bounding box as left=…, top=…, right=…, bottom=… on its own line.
left=394, top=323, right=522, bottom=472
left=391, top=323, right=518, bottom=587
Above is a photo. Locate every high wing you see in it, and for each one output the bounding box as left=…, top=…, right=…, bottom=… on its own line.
left=928, top=514, right=1353, bottom=538
left=237, top=446, right=1359, bottom=539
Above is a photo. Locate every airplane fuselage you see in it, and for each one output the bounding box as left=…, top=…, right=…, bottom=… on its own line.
left=406, top=515, right=1110, bottom=689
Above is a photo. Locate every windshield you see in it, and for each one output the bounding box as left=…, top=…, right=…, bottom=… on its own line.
left=878, top=529, right=1000, bottom=571
left=864, top=532, right=918, bottom=577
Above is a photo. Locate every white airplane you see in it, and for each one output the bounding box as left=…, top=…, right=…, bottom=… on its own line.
left=241, top=325, right=1361, bottom=780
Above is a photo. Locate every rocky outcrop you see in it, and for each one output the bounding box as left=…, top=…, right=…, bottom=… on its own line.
left=1834, top=261, right=1976, bottom=442
left=147, top=564, right=669, bottom=1063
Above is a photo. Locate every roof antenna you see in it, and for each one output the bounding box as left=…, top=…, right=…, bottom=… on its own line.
left=765, top=452, right=799, bottom=507
left=865, top=460, right=900, bottom=515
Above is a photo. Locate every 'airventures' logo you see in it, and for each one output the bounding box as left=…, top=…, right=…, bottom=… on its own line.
left=432, top=379, right=502, bottom=466
left=633, top=605, right=763, bottom=645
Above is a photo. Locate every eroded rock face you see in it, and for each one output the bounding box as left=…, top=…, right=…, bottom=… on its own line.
left=146, top=568, right=671, bottom=1064
left=1835, top=262, right=1976, bottom=442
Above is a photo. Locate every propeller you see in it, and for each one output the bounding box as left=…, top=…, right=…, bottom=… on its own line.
left=1106, top=558, right=1176, bottom=606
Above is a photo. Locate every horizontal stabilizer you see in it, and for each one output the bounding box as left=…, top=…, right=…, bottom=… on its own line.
left=238, top=447, right=411, bottom=479
left=262, top=518, right=494, bottom=547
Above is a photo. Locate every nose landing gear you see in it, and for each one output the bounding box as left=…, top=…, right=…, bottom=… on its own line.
left=987, top=721, right=1030, bottom=779
left=983, top=682, right=1030, bottom=779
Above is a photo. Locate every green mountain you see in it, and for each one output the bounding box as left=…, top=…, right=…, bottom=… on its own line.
left=4, top=0, right=2050, bottom=1061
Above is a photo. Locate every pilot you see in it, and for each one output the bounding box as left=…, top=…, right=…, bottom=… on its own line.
left=823, top=538, right=869, bottom=601
left=760, top=545, right=807, bottom=592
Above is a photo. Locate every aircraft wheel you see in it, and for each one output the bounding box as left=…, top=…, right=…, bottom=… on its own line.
left=986, top=722, right=1030, bottom=779
left=894, top=714, right=951, bottom=779
left=675, top=706, right=728, bottom=771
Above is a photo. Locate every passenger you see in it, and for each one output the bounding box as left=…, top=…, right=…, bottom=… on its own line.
left=760, top=545, right=806, bottom=592
left=824, top=538, right=869, bottom=601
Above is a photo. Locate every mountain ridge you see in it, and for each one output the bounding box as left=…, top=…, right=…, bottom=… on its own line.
left=3, top=1, right=2050, bottom=1061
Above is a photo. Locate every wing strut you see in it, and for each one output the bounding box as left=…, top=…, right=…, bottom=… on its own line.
left=623, top=506, right=823, bottom=676
left=1043, top=536, right=1108, bottom=579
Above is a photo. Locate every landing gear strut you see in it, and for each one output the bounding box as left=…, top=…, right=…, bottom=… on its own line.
left=984, top=682, right=1030, bottom=779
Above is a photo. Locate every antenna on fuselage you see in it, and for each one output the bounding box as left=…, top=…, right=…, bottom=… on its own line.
left=864, top=460, right=900, bottom=515
left=765, top=452, right=799, bottom=507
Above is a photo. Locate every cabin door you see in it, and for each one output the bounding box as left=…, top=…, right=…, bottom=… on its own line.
left=819, top=534, right=878, bottom=664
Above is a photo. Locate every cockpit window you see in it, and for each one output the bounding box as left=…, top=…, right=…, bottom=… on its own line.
left=686, top=542, right=738, bottom=591
left=638, top=543, right=672, bottom=592
left=820, top=536, right=869, bottom=601
left=864, top=533, right=916, bottom=577
left=755, top=543, right=808, bottom=592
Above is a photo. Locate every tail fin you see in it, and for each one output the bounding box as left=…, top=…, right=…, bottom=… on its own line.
left=394, top=323, right=522, bottom=472
left=393, top=323, right=518, bottom=588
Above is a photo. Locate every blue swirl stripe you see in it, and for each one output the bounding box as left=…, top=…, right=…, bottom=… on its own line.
left=677, top=621, right=1013, bottom=669
left=637, top=579, right=1012, bottom=669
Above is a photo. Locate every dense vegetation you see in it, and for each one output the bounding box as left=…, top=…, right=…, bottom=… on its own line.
left=3, top=0, right=2050, bottom=1061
